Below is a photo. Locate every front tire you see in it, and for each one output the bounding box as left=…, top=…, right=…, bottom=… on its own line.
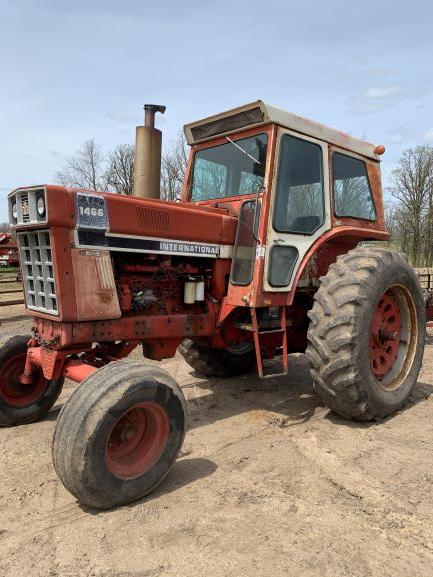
left=306, top=246, right=425, bottom=421
left=53, top=361, right=186, bottom=509
left=0, top=335, right=63, bottom=426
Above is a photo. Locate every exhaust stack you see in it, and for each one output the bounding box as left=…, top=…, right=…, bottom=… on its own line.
left=133, top=104, right=166, bottom=198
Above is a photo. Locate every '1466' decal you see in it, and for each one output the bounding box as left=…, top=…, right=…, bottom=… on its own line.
left=76, top=192, right=108, bottom=230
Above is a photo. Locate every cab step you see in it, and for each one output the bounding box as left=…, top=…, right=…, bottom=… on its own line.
left=250, top=306, right=288, bottom=379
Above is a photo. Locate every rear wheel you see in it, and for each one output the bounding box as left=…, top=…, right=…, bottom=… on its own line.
left=52, top=360, right=186, bottom=509
left=306, top=246, right=425, bottom=421
left=0, top=335, right=63, bottom=426
left=179, top=340, right=256, bottom=377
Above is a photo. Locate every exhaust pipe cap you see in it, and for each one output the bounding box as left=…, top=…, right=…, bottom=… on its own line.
left=143, top=104, right=166, bottom=128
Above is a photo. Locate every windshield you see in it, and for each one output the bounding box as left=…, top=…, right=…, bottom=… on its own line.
left=190, top=133, right=268, bottom=201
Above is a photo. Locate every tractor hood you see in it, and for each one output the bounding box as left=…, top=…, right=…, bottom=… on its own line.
left=8, top=185, right=238, bottom=258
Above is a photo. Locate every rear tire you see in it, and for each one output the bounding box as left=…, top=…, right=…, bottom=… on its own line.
left=179, top=340, right=256, bottom=377
left=52, top=360, right=186, bottom=509
left=0, top=335, right=63, bottom=426
left=306, top=246, right=425, bottom=421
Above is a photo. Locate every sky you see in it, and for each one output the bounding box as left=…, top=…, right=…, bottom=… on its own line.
left=1, top=0, right=432, bottom=221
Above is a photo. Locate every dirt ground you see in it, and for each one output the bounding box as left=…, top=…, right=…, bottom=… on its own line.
left=2, top=301, right=433, bottom=577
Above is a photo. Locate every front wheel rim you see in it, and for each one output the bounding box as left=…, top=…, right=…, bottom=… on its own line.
left=369, top=285, right=418, bottom=390
left=105, top=402, right=169, bottom=480
left=0, top=352, right=48, bottom=407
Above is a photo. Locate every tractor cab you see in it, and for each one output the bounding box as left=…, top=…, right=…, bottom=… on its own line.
left=183, top=101, right=388, bottom=310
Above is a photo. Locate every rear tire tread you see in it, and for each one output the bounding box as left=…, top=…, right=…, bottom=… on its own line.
left=306, top=246, right=425, bottom=421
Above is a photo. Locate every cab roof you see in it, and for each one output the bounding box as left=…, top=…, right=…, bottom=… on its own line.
left=184, top=100, right=382, bottom=161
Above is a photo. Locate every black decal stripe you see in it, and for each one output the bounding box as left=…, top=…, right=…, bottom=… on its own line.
left=77, top=230, right=220, bottom=257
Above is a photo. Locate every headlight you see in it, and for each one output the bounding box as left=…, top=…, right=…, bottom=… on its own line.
left=36, top=194, right=46, bottom=217
left=11, top=201, right=17, bottom=221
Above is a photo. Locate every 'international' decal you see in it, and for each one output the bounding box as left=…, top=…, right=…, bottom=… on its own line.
left=159, top=241, right=219, bottom=256
left=77, top=230, right=222, bottom=258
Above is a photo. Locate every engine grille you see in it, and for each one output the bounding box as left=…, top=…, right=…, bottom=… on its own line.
left=17, top=230, right=58, bottom=315
left=136, top=206, right=171, bottom=232
left=20, top=191, right=30, bottom=222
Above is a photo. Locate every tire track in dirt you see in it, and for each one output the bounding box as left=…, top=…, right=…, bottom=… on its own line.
left=1, top=501, right=89, bottom=544
left=293, top=432, right=433, bottom=557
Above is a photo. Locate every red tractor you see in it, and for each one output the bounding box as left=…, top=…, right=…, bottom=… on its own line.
left=0, top=233, right=19, bottom=267
left=3, top=101, right=425, bottom=509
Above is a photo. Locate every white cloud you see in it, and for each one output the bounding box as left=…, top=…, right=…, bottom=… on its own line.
left=347, top=82, right=415, bottom=115
left=386, top=126, right=413, bottom=145
left=425, top=129, right=433, bottom=141
left=362, top=85, right=403, bottom=99
left=388, top=132, right=404, bottom=144
left=106, top=111, right=140, bottom=124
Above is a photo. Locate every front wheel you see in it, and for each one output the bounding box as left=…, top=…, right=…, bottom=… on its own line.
left=0, top=335, right=63, bottom=426
left=306, top=246, right=425, bottom=421
left=52, top=361, right=186, bottom=509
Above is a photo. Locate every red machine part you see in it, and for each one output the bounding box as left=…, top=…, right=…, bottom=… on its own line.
left=0, top=233, right=19, bottom=266
left=20, top=340, right=139, bottom=385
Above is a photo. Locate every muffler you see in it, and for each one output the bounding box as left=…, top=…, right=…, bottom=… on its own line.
left=133, top=104, right=166, bottom=199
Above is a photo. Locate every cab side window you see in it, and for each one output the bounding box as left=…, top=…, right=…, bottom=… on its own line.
left=332, top=153, right=376, bottom=220
left=273, top=134, right=324, bottom=235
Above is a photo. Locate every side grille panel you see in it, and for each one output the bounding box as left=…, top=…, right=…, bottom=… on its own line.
left=18, top=230, right=58, bottom=315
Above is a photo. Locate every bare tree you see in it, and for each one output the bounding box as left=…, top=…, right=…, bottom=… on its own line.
left=0, top=222, right=10, bottom=233
left=55, top=133, right=189, bottom=200
left=105, top=144, right=135, bottom=195
left=160, top=132, right=189, bottom=201
left=384, top=201, right=411, bottom=253
left=390, top=145, right=433, bottom=266
left=56, top=139, right=107, bottom=191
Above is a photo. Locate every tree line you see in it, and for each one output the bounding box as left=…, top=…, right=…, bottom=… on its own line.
left=387, top=145, right=433, bottom=267
left=56, top=132, right=188, bottom=202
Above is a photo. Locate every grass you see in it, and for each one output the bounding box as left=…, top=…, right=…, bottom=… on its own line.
left=0, top=266, right=19, bottom=274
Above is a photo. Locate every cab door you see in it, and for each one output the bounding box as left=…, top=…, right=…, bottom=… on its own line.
left=264, top=129, right=331, bottom=292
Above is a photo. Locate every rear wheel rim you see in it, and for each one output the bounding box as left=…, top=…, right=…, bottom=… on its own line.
left=369, top=285, right=418, bottom=390
left=0, top=352, right=48, bottom=407
left=105, top=402, right=169, bottom=479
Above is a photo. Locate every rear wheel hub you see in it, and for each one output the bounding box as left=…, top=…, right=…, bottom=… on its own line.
left=370, top=293, right=401, bottom=378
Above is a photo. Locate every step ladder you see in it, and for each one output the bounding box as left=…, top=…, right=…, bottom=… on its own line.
left=250, top=306, right=288, bottom=379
